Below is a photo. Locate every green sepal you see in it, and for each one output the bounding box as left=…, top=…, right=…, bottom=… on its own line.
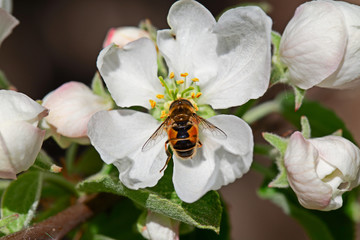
left=292, top=84, right=306, bottom=111
left=0, top=171, right=43, bottom=234
left=0, top=70, right=11, bottom=90
left=300, top=116, right=311, bottom=139
left=270, top=31, right=288, bottom=86
left=31, top=149, right=62, bottom=173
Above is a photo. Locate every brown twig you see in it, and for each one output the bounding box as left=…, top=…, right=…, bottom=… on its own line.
left=1, top=193, right=121, bottom=240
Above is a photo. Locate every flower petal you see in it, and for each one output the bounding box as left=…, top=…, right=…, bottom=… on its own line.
left=88, top=109, right=167, bottom=189
left=157, top=0, right=218, bottom=83
left=173, top=115, right=253, bottom=203
left=103, top=27, right=151, bottom=48
left=0, top=121, right=45, bottom=179
left=318, top=1, right=360, bottom=89
left=202, top=6, right=272, bottom=109
left=279, top=1, right=347, bottom=89
left=308, top=136, right=360, bottom=183
left=43, top=81, right=112, bottom=138
left=142, top=212, right=179, bottom=240
left=0, top=7, right=18, bottom=46
left=285, top=132, right=335, bottom=210
left=0, top=90, right=48, bottom=125
left=97, top=38, right=162, bottom=109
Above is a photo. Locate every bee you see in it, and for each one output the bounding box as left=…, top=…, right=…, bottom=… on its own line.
left=142, top=98, right=227, bottom=172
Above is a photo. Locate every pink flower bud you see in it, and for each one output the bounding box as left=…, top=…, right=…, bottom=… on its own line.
left=42, top=81, right=112, bottom=147
left=285, top=131, right=360, bottom=210
left=103, top=27, right=151, bottom=48
left=280, top=0, right=360, bottom=89
left=0, top=90, right=47, bottom=179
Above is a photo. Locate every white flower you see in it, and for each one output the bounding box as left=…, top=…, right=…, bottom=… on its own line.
left=140, top=212, right=179, bottom=240
left=89, top=0, right=272, bottom=203
left=103, top=26, right=151, bottom=48
left=279, top=0, right=360, bottom=90
left=284, top=131, right=360, bottom=211
left=0, top=90, right=48, bottom=179
left=42, top=81, right=112, bottom=148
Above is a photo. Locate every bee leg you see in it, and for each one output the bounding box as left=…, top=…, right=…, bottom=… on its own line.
left=160, top=140, right=172, bottom=172
left=197, top=140, right=203, bottom=148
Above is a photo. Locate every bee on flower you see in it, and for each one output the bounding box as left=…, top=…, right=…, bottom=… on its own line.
left=88, top=0, right=272, bottom=203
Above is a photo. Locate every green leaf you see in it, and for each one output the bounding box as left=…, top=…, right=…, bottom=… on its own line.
left=1, top=171, right=43, bottom=234
left=77, top=164, right=222, bottom=234
left=278, top=92, right=356, bottom=143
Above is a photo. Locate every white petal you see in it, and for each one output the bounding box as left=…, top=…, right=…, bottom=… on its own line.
left=0, top=121, right=45, bottom=179
left=202, top=6, right=272, bottom=109
left=97, top=38, right=162, bottom=109
left=143, top=212, right=179, bottom=240
left=309, top=136, right=360, bottom=182
left=88, top=109, right=167, bottom=189
left=157, top=0, right=218, bottom=83
left=318, top=1, right=360, bottom=89
left=0, top=8, right=18, bottom=46
left=173, top=115, right=253, bottom=203
left=0, top=90, right=48, bottom=125
left=43, top=81, right=112, bottom=138
left=285, top=132, right=334, bottom=210
left=279, top=1, right=347, bottom=89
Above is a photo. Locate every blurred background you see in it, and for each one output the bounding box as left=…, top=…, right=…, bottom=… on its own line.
left=1, top=0, right=360, bottom=239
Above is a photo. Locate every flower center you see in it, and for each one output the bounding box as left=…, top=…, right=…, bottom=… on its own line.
left=149, top=72, right=204, bottom=121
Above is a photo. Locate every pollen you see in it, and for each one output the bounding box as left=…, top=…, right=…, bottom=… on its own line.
left=195, top=92, right=202, bottom=98
left=176, top=80, right=184, bottom=84
left=191, top=92, right=195, bottom=98
left=160, top=110, right=168, bottom=118
left=149, top=99, right=156, bottom=108
left=156, top=94, right=164, bottom=99
left=191, top=78, right=199, bottom=82
left=180, top=73, right=188, bottom=77
left=169, top=72, right=175, bottom=79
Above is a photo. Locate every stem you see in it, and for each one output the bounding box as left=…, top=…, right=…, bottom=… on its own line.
left=0, top=193, right=121, bottom=240
left=43, top=173, right=78, bottom=196
left=65, top=143, right=78, bottom=174
left=242, top=100, right=282, bottom=124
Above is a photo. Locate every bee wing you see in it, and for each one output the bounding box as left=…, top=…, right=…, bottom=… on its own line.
left=142, top=119, right=168, bottom=152
left=196, top=115, right=227, bottom=139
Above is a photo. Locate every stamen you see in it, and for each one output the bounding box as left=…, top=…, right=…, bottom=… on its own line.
left=176, top=80, right=184, bottom=85
left=193, top=103, right=199, bottom=111
left=192, top=78, right=199, bottom=82
left=191, top=92, right=195, bottom=98
left=195, top=92, right=202, bottom=98
left=160, top=110, right=168, bottom=118
left=180, top=73, right=188, bottom=77
left=156, top=94, right=164, bottom=99
left=181, top=86, right=194, bottom=97
left=149, top=99, right=156, bottom=108
left=169, top=72, right=175, bottom=79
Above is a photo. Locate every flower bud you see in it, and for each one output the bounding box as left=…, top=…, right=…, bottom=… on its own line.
left=42, top=81, right=112, bottom=148
left=103, top=27, right=151, bottom=48
left=279, top=0, right=360, bottom=89
left=140, top=211, right=179, bottom=240
left=0, top=90, right=48, bottom=179
left=284, top=131, right=360, bottom=211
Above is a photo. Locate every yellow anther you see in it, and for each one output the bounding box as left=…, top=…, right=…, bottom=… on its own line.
left=156, top=94, right=164, bottom=99
left=160, top=110, right=168, bottom=118
left=159, top=80, right=164, bottom=87
left=191, top=78, right=199, bottom=82
left=193, top=103, right=199, bottom=111
left=149, top=99, right=156, bottom=108
left=169, top=72, right=175, bottom=79
left=191, top=92, right=196, bottom=98
left=195, top=92, right=202, bottom=98
left=180, top=73, right=188, bottom=77
left=176, top=80, right=184, bottom=84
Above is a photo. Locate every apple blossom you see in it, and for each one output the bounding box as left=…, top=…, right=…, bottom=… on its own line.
left=0, top=90, right=48, bottom=179
left=103, top=26, right=151, bottom=48
left=89, top=0, right=272, bottom=203
left=0, top=5, right=17, bottom=47
left=279, top=0, right=360, bottom=90
left=284, top=131, right=360, bottom=211
left=140, top=212, right=179, bottom=240
left=42, top=81, right=113, bottom=148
